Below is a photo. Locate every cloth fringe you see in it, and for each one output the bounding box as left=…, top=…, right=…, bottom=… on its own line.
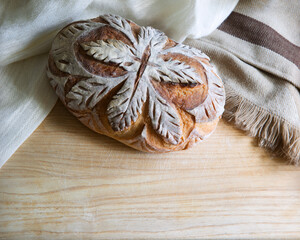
left=224, top=86, right=300, bottom=165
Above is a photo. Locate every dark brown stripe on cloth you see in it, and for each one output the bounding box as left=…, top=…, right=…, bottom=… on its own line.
left=218, top=11, right=300, bottom=68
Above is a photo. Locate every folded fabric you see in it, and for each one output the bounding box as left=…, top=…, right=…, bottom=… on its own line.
left=186, top=0, right=300, bottom=164
left=0, top=0, right=238, bottom=168
left=0, top=54, right=57, bottom=165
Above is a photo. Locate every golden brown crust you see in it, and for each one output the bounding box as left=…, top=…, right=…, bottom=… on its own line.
left=47, top=14, right=225, bottom=152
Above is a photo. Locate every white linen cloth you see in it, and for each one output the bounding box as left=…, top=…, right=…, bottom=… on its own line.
left=0, top=0, right=238, bottom=168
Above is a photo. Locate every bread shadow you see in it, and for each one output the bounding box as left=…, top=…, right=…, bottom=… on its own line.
left=47, top=100, right=154, bottom=157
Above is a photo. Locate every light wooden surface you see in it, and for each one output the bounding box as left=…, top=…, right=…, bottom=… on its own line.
left=0, top=101, right=300, bottom=240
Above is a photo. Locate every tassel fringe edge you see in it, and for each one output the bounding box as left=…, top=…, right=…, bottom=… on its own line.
left=224, top=86, right=300, bottom=165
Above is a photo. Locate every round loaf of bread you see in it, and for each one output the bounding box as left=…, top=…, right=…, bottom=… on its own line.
left=47, top=14, right=225, bottom=152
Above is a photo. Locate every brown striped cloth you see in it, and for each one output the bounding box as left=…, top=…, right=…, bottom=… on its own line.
left=185, top=0, right=300, bottom=164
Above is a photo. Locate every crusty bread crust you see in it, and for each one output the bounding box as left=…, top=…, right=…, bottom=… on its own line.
left=47, top=14, right=225, bottom=152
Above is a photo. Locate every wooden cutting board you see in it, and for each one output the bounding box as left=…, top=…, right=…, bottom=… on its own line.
left=0, top=101, right=300, bottom=239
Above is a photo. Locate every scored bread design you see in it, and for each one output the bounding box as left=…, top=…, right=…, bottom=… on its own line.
left=47, top=14, right=225, bottom=152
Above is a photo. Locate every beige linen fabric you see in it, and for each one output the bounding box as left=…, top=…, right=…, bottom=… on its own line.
left=186, top=0, right=300, bottom=163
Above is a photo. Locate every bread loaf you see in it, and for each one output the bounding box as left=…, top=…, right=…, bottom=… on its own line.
left=47, top=14, right=225, bottom=152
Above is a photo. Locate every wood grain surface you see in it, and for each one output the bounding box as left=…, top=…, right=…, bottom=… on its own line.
left=0, top=101, right=300, bottom=239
